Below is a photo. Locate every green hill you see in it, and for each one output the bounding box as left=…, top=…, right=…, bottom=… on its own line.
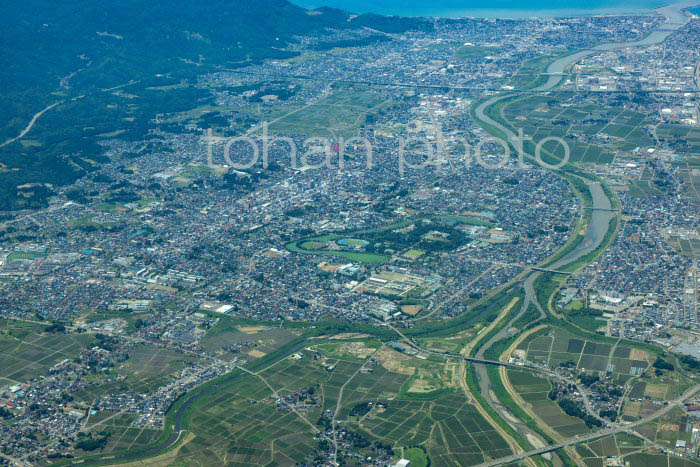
left=0, top=0, right=431, bottom=210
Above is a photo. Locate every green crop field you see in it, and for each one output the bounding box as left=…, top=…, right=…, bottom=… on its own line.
left=454, top=45, right=499, bottom=59
left=265, top=86, right=393, bottom=138
left=516, top=326, right=651, bottom=376
left=0, top=329, right=93, bottom=383
left=499, top=94, right=656, bottom=166
left=507, top=369, right=589, bottom=437
left=80, top=411, right=162, bottom=455
left=360, top=393, right=512, bottom=465
left=72, top=344, right=202, bottom=403
left=573, top=415, right=700, bottom=467
left=111, top=344, right=513, bottom=466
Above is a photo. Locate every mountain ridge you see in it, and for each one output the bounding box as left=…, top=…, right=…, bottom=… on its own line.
left=0, top=0, right=431, bottom=210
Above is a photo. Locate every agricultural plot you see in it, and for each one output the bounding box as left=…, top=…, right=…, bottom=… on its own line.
left=120, top=344, right=195, bottom=376
left=359, top=393, right=512, bottom=465
left=72, top=344, right=201, bottom=402
left=163, top=351, right=395, bottom=465
left=334, top=366, right=410, bottom=419
left=658, top=124, right=700, bottom=152
left=574, top=433, right=651, bottom=465
left=454, top=45, right=499, bottom=60
left=0, top=329, right=92, bottom=383
left=265, top=86, right=393, bottom=137
left=147, top=344, right=505, bottom=466
left=507, top=369, right=589, bottom=437
left=671, top=160, right=700, bottom=204
left=516, top=326, right=650, bottom=376
left=625, top=370, right=694, bottom=406
left=313, top=339, right=383, bottom=363
left=179, top=356, right=336, bottom=465
left=201, top=319, right=299, bottom=361
left=627, top=179, right=665, bottom=198
left=83, top=411, right=162, bottom=455
left=588, top=410, right=700, bottom=465
left=628, top=406, right=693, bottom=450
left=501, top=95, right=655, bottom=166
left=576, top=433, right=700, bottom=466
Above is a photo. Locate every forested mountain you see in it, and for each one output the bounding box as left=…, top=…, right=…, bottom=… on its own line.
left=0, top=0, right=430, bottom=210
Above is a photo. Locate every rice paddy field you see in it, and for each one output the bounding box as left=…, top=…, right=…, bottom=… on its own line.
left=264, top=86, right=394, bottom=138
left=506, top=369, right=590, bottom=437
left=148, top=344, right=513, bottom=465
left=516, top=326, right=651, bottom=378
left=623, top=368, right=696, bottom=422
left=359, top=393, right=512, bottom=465
left=657, top=124, right=700, bottom=151
left=78, top=411, right=162, bottom=456
left=576, top=408, right=700, bottom=466
left=71, top=344, right=202, bottom=403
left=200, top=319, right=300, bottom=361
left=500, top=94, right=657, bottom=165
left=0, top=321, right=94, bottom=385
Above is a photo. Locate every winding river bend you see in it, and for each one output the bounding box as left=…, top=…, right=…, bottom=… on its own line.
left=475, top=2, right=692, bottom=267
left=79, top=4, right=696, bottom=466
left=472, top=4, right=694, bottom=465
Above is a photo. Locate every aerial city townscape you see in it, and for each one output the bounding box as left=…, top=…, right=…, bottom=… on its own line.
left=2, top=0, right=700, bottom=465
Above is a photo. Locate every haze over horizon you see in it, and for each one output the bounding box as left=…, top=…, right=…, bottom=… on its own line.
left=292, top=0, right=672, bottom=17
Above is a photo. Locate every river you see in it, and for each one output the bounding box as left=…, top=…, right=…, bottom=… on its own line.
left=471, top=4, right=693, bottom=463
left=475, top=3, right=693, bottom=264
left=81, top=3, right=695, bottom=465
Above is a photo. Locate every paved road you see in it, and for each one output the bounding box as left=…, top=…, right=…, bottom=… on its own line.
left=0, top=102, right=61, bottom=149
left=476, top=382, right=700, bottom=466
left=474, top=2, right=693, bottom=148
left=79, top=337, right=311, bottom=465
left=468, top=5, right=696, bottom=466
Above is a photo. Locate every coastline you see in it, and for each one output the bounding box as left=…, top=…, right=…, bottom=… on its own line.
left=292, top=0, right=677, bottom=18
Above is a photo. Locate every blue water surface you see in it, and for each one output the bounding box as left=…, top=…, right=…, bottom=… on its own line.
left=292, top=0, right=669, bottom=18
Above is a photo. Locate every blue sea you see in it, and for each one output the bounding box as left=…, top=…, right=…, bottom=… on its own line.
left=292, top=0, right=671, bottom=18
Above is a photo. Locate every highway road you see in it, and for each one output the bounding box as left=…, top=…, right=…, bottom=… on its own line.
left=0, top=102, right=61, bottom=149
left=476, top=382, right=700, bottom=466
left=468, top=3, right=697, bottom=465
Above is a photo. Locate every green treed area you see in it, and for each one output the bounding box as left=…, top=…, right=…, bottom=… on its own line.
left=0, top=1, right=432, bottom=211
left=80, top=346, right=512, bottom=465
left=285, top=215, right=482, bottom=264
